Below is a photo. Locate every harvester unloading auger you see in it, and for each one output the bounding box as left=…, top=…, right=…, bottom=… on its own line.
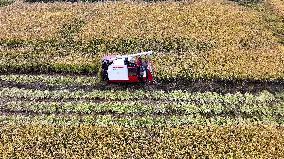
left=101, top=51, right=155, bottom=83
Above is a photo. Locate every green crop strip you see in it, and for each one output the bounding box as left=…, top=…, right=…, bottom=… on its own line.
left=0, top=74, right=99, bottom=86
left=0, top=0, right=13, bottom=7
left=0, top=87, right=283, bottom=126
left=0, top=114, right=282, bottom=127
left=0, top=87, right=280, bottom=102
left=0, top=100, right=283, bottom=118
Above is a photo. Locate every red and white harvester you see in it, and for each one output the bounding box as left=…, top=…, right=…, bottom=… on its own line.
left=101, top=51, right=155, bottom=83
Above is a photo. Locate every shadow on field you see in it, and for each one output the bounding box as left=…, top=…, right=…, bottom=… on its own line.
left=1, top=74, right=284, bottom=94
left=1, top=107, right=282, bottom=122
left=156, top=79, right=284, bottom=94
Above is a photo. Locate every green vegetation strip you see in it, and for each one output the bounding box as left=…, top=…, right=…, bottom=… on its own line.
left=0, top=114, right=282, bottom=127
left=0, top=100, right=283, bottom=118
left=0, top=74, right=99, bottom=86
left=0, top=0, right=13, bottom=7
left=0, top=87, right=280, bottom=102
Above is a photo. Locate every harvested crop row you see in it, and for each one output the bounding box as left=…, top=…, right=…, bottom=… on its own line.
left=0, top=124, right=283, bottom=158
left=0, top=1, right=284, bottom=80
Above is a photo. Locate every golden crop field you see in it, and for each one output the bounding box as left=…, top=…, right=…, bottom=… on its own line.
left=0, top=0, right=283, bottom=80
left=1, top=1, right=284, bottom=157
left=1, top=124, right=284, bottom=158
left=268, top=0, right=284, bottom=16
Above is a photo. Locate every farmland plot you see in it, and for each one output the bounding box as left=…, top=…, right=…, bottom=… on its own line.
left=1, top=0, right=284, bottom=157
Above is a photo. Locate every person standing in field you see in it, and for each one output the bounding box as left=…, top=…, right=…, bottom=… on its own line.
left=142, top=59, right=148, bottom=82
left=136, top=56, right=143, bottom=82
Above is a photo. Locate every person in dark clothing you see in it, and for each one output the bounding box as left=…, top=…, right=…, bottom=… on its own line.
left=102, top=60, right=109, bottom=81
left=124, top=57, right=129, bottom=66
left=136, top=57, right=143, bottom=82
left=142, top=60, right=148, bottom=82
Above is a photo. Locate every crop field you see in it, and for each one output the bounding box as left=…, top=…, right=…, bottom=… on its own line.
left=0, top=73, right=283, bottom=157
left=1, top=0, right=284, bottom=80
left=1, top=0, right=284, bottom=158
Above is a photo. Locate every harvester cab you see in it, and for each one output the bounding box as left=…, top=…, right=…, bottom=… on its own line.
left=101, top=51, right=155, bottom=83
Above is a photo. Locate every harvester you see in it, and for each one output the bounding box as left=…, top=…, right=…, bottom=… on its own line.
left=101, top=51, right=155, bottom=83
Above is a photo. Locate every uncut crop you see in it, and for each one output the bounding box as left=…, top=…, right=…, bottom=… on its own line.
left=0, top=1, right=284, bottom=80
left=268, top=0, right=284, bottom=15
left=0, top=125, right=283, bottom=158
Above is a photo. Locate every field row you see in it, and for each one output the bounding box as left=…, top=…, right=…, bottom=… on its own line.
left=0, top=87, right=280, bottom=102
left=1, top=124, right=283, bottom=158
left=0, top=74, right=99, bottom=86
left=0, top=100, right=283, bottom=117
left=0, top=113, right=282, bottom=127
left=1, top=73, right=284, bottom=94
